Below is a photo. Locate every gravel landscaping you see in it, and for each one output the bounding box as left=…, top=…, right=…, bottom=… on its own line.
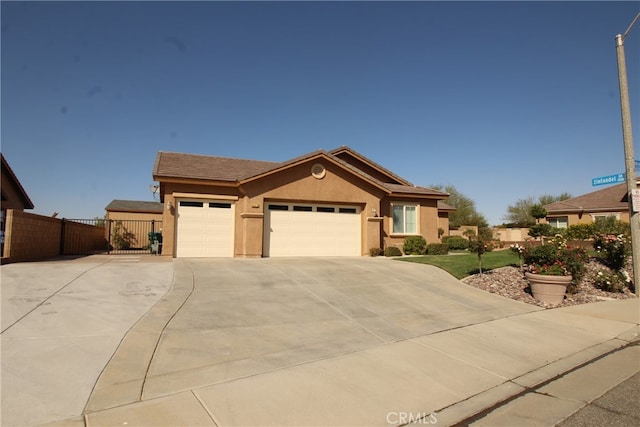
left=462, top=260, right=638, bottom=309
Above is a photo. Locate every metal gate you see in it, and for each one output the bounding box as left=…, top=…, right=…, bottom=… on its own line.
left=106, top=219, right=163, bottom=254
left=62, top=219, right=163, bottom=255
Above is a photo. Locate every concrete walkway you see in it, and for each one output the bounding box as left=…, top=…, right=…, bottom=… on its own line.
left=2, top=257, right=638, bottom=426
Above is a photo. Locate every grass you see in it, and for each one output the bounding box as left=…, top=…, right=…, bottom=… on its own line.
left=397, top=250, right=521, bottom=279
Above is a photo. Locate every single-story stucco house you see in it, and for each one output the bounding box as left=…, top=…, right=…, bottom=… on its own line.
left=152, top=146, right=453, bottom=258
left=544, top=182, right=634, bottom=228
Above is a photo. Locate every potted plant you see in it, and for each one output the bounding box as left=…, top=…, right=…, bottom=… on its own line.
left=523, top=235, right=588, bottom=306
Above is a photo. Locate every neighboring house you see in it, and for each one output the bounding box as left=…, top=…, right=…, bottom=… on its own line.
left=1, top=154, right=34, bottom=212
left=105, top=199, right=163, bottom=222
left=1, top=154, right=34, bottom=252
left=544, top=183, right=632, bottom=228
left=153, top=146, right=452, bottom=258
left=105, top=200, right=163, bottom=251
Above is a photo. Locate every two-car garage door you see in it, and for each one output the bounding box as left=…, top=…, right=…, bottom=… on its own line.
left=264, top=203, right=361, bottom=257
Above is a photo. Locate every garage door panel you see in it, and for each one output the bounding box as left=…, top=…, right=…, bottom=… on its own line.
left=177, top=201, right=234, bottom=257
left=265, top=204, right=360, bottom=257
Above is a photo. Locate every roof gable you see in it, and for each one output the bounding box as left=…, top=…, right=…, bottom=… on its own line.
left=329, top=146, right=411, bottom=186
left=0, top=153, right=34, bottom=210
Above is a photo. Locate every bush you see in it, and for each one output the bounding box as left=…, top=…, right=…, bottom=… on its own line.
left=594, top=234, right=629, bottom=271
left=594, top=269, right=630, bottom=293
left=384, top=246, right=403, bottom=257
left=528, top=223, right=555, bottom=239
left=523, top=242, right=588, bottom=289
left=523, top=244, right=558, bottom=266
left=441, top=236, right=469, bottom=250
left=563, top=223, right=595, bottom=240
left=594, top=217, right=630, bottom=235
left=427, top=243, right=449, bottom=255
left=369, top=247, right=383, bottom=257
left=403, top=236, right=427, bottom=255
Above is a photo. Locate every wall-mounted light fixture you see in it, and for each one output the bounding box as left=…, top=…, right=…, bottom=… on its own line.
left=372, top=208, right=378, bottom=217
left=166, top=201, right=173, bottom=211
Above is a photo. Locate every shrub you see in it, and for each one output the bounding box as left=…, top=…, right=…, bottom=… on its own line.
left=369, top=247, right=383, bottom=257
left=528, top=223, right=555, bottom=239
left=594, top=217, right=630, bottom=235
left=403, top=236, right=427, bottom=255
left=564, top=223, right=595, bottom=240
left=594, top=269, right=630, bottom=293
left=523, top=241, right=588, bottom=289
left=426, top=243, right=449, bottom=255
left=594, top=234, right=629, bottom=271
left=384, top=246, right=403, bottom=257
left=441, top=236, right=469, bottom=250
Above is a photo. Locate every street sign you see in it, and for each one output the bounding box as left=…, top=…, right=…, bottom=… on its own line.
left=592, top=173, right=625, bottom=186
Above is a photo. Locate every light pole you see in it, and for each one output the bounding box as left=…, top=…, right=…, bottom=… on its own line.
left=615, top=13, right=640, bottom=296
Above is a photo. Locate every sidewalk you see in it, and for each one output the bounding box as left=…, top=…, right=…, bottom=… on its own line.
left=450, top=340, right=640, bottom=426
left=81, top=297, right=639, bottom=427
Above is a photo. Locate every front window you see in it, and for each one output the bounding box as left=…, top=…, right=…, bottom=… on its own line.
left=392, top=204, right=417, bottom=234
left=547, top=216, right=568, bottom=229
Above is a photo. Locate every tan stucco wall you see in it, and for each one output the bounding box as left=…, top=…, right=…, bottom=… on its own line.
left=381, top=197, right=440, bottom=251
left=545, top=211, right=630, bottom=226
left=158, top=159, right=443, bottom=258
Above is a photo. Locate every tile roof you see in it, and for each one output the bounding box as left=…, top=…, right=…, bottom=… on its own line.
left=153, top=147, right=448, bottom=200
left=153, top=151, right=280, bottom=181
left=545, top=183, right=628, bottom=213
left=105, top=200, right=163, bottom=213
left=383, top=183, right=449, bottom=197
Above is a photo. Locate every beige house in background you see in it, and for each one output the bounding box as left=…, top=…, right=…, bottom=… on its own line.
left=544, top=183, right=632, bottom=228
left=153, top=146, right=453, bottom=258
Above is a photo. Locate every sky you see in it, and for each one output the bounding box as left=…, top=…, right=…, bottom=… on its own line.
left=2, top=1, right=639, bottom=226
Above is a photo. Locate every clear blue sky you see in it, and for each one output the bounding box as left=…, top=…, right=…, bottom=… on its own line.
left=2, top=1, right=639, bottom=226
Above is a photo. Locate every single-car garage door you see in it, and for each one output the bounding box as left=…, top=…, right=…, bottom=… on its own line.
left=176, top=200, right=234, bottom=257
left=264, top=203, right=361, bottom=257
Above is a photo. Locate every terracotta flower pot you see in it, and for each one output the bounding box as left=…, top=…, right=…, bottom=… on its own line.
left=525, top=272, right=572, bottom=306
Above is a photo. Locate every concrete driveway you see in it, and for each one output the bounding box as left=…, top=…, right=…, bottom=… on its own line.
left=1, top=256, right=172, bottom=427
left=2, top=257, right=638, bottom=426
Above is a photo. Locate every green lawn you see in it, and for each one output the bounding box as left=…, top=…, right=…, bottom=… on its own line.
left=397, top=250, right=520, bottom=279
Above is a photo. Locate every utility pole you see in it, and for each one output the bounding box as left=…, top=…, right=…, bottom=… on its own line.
left=615, top=13, right=640, bottom=296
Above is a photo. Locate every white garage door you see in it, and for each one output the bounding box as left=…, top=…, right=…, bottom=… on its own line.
left=176, top=200, right=234, bottom=257
left=264, top=203, right=361, bottom=257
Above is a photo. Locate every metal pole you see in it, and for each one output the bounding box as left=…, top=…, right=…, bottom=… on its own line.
left=615, top=33, right=640, bottom=295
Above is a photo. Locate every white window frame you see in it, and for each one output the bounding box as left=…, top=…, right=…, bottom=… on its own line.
left=591, top=213, right=620, bottom=222
left=547, top=216, right=568, bottom=229
left=391, top=203, right=419, bottom=235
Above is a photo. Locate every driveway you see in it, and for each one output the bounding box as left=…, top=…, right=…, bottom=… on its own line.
left=3, top=257, right=637, bottom=426
left=1, top=256, right=172, bottom=427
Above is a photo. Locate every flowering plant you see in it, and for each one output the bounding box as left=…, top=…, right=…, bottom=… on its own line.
left=594, top=234, right=629, bottom=271
left=528, top=260, right=568, bottom=276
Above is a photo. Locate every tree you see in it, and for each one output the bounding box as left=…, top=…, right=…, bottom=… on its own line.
left=431, top=184, right=488, bottom=229
left=529, top=204, right=547, bottom=224
left=468, top=227, right=496, bottom=274
left=503, top=193, right=572, bottom=227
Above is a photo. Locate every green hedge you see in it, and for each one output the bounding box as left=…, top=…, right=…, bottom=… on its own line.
left=403, top=236, right=427, bottom=255
left=441, top=236, right=469, bottom=250
left=384, top=246, right=403, bottom=257
left=427, top=243, right=449, bottom=255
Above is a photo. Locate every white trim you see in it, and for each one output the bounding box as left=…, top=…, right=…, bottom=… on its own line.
left=172, top=192, right=238, bottom=201
left=390, top=203, right=420, bottom=235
